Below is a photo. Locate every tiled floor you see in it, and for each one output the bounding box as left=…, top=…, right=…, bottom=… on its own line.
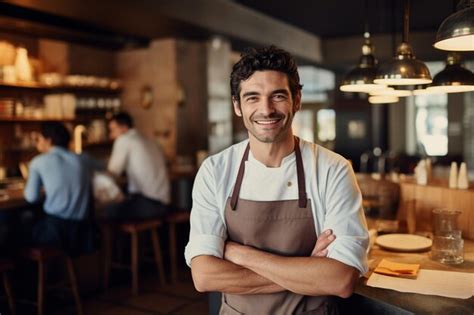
left=61, top=271, right=208, bottom=315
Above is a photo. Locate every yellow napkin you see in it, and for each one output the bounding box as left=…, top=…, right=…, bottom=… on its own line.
left=374, top=259, right=420, bottom=279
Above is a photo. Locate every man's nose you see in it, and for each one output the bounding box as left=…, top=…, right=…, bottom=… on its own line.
left=259, top=98, right=275, bottom=115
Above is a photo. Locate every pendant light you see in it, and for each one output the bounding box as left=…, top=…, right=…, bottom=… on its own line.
left=427, top=53, right=474, bottom=93
left=340, top=0, right=386, bottom=93
left=434, top=0, right=474, bottom=51
left=368, top=95, right=399, bottom=104
left=374, top=0, right=432, bottom=86
left=370, top=87, right=412, bottom=97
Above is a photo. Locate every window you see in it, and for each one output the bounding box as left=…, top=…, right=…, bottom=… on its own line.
left=415, top=92, right=448, bottom=156
left=293, top=110, right=314, bottom=142
left=317, top=109, right=336, bottom=142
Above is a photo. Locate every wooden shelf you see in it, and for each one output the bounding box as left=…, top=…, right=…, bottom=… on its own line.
left=0, top=117, right=75, bottom=122
left=0, top=81, right=121, bottom=93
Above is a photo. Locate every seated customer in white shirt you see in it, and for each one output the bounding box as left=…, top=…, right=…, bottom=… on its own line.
left=106, top=112, right=171, bottom=220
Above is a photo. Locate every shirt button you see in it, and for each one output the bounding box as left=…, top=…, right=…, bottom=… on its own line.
left=287, top=181, right=292, bottom=187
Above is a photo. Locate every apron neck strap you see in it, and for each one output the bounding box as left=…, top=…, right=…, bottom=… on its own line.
left=230, top=136, right=307, bottom=210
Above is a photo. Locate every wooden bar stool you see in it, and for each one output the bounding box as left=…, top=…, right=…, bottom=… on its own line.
left=103, top=219, right=166, bottom=295
left=21, top=247, right=83, bottom=315
left=0, top=259, right=16, bottom=315
left=166, top=211, right=190, bottom=283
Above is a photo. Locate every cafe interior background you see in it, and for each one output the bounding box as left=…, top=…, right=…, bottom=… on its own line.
left=0, top=0, right=473, bottom=314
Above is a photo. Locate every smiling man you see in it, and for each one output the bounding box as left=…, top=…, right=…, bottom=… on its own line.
left=185, top=46, right=369, bottom=314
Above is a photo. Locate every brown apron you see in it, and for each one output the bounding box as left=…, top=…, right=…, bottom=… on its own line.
left=220, top=137, right=336, bottom=315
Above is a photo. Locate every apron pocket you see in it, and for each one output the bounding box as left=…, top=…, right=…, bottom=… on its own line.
left=219, top=300, right=244, bottom=315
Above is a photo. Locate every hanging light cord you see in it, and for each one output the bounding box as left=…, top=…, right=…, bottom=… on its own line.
left=403, top=0, right=410, bottom=43
left=364, top=0, right=369, bottom=36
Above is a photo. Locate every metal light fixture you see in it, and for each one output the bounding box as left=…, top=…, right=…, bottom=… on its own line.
left=427, top=53, right=474, bottom=93
left=368, top=95, right=399, bottom=104
left=370, top=87, right=412, bottom=97
left=374, top=0, right=432, bottom=86
left=340, top=33, right=386, bottom=93
left=340, top=0, right=386, bottom=93
left=434, top=1, right=474, bottom=51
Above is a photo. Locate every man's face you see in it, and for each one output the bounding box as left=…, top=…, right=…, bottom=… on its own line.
left=36, top=134, right=52, bottom=153
left=233, top=70, right=301, bottom=144
left=108, top=120, right=128, bottom=140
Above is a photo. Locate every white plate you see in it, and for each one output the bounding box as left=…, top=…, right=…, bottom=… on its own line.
left=375, top=234, right=432, bottom=252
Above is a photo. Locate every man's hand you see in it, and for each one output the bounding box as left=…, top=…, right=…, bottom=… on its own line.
left=224, top=241, right=248, bottom=266
left=224, top=229, right=336, bottom=265
left=311, top=229, right=336, bottom=257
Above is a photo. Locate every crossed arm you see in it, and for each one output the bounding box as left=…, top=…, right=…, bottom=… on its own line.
left=191, top=230, right=359, bottom=298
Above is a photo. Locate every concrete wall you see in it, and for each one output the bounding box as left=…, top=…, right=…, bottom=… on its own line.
left=116, top=39, right=179, bottom=160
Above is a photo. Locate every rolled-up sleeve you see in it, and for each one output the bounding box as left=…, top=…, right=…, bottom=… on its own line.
left=324, top=161, right=369, bottom=275
left=184, top=159, right=227, bottom=266
left=107, top=137, right=127, bottom=176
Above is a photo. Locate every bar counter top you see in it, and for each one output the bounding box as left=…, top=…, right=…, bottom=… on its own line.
left=357, top=239, right=474, bottom=314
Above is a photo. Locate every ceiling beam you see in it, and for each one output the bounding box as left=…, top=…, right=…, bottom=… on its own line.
left=4, top=0, right=322, bottom=63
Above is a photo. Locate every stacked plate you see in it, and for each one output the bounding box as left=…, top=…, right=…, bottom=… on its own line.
left=0, top=98, right=14, bottom=117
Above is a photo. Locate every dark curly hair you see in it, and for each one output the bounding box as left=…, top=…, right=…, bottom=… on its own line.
left=110, top=111, right=134, bottom=128
left=40, top=122, right=71, bottom=149
left=230, top=46, right=303, bottom=103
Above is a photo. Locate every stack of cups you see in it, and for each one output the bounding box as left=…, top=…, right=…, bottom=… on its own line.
left=431, top=208, right=464, bottom=264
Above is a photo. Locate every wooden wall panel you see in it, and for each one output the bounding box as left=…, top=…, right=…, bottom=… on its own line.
left=399, top=181, right=474, bottom=240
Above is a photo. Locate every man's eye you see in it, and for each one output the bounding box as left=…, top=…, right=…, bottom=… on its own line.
left=246, top=96, right=258, bottom=102
left=273, top=94, right=286, bottom=100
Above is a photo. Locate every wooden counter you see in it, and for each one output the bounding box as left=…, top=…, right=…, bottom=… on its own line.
left=355, top=239, right=474, bottom=314
left=0, top=187, right=40, bottom=211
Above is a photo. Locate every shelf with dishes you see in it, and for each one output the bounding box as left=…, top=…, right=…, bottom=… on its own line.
left=0, top=94, right=120, bottom=121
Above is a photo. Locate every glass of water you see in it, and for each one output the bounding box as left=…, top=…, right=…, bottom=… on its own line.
left=431, top=230, right=464, bottom=264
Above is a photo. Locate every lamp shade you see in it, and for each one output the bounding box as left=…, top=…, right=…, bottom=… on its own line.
left=340, top=33, right=387, bottom=93
left=434, top=6, right=474, bottom=51
left=370, top=87, right=412, bottom=97
left=368, top=95, right=399, bottom=104
left=427, top=53, right=474, bottom=93
left=374, top=42, right=432, bottom=85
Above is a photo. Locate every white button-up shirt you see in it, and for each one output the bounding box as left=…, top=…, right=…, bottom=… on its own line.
left=108, top=129, right=170, bottom=204
left=185, top=139, right=369, bottom=274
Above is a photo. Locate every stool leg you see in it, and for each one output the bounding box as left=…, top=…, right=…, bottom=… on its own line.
left=3, top=272, right=16, bottom=315
left=66, top=257, right=83, bottom=315
left=169, top=223, right=178, bottom=283
left=151, top=229, right=166, bottom=286
left=103, top=225, right=112, bottom=290
left=131, top=231, right=139, bottom=295
left=37, top=259, right=45, bottom=315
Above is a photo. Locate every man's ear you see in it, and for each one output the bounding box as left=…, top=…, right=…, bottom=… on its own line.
left=232, top=98, right=242, bottom=117
left=293, top=91, right=302, bottom=113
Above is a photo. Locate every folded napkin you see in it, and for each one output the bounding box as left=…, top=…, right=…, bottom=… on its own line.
left=374, top=259, right=420, bottom=279
left=367, top=269, right=474, bottom=299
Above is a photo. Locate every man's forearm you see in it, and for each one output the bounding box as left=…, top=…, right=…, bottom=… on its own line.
left=191, top=255, right=284, bottom=294
left=227, top=245, right=358, bottom=298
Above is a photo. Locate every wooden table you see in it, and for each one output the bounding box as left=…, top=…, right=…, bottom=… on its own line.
left=355, top=239, right=474, bottom=314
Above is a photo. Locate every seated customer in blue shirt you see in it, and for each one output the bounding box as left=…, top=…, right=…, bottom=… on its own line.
left=23, top=122, right=97, bottom=256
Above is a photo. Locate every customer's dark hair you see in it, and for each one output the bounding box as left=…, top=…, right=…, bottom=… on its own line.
left=40, top=122, right=71, bottom=149
left=230, top=46, right=303, bottom=103
left=110, top=112, right=133, bottom=128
